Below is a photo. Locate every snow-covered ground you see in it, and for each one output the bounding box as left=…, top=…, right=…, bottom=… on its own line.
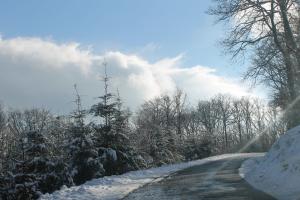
left=41, top=153, right=255, bottom=200
left=240, top=125, right=300, bottom=200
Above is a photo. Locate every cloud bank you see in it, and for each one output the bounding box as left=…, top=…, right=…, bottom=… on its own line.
left=0, top=37, right=257, bottom=113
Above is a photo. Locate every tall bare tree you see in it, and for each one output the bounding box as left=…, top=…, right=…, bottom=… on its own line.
left=209, top=0, right=300, bottom=128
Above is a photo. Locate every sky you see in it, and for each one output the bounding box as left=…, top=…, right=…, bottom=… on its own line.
left=0, top=0, right=265, bottom=114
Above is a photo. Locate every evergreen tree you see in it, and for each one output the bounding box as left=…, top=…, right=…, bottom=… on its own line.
left=90, top=62, right=146, bottom=175
left=6, top=130, right=73, bottom=200
left=90, top=61, right=117, bottom=147
left=66, top=85, right=104, bottom=185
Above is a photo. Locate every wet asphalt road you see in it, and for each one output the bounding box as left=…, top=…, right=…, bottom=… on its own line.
left=123, top=157, right=276, bottom=200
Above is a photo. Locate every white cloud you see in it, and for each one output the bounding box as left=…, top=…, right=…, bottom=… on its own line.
left=0, top=36, right=260, bottom=113
left=0, top=37, right=94, bottom=74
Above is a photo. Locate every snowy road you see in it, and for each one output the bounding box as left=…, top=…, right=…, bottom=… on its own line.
left=123, top=157, right=275, bottom=200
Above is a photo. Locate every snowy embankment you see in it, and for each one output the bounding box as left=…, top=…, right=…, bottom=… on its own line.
left=41, top=153, right=254, bottom=200
left=240, top=125, right=300, bottom=200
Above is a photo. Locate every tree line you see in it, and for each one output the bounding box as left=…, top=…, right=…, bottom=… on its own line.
left=0, top=78, right=285, bottom=199
left=133, top=91, right=286, bottom=163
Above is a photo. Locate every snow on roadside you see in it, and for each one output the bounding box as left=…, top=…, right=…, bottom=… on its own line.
left=239, top=125, right=300, bottom=200
left=41, top=153, right=255, bottom=200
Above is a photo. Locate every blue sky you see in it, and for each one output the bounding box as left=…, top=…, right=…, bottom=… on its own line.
left=0, top=0, right=244, bottom=75
left=0, top=0, right=260, bottom=112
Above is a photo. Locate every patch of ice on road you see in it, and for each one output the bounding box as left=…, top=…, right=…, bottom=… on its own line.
left=240, top=125, right=300, bottom=200
left=41, top=153, right=257, bottom=200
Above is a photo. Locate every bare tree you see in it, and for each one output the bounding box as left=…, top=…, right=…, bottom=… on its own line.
left=197, top=100, right=219, bottom=143
left=215, top=95, right=233, bottom=150
left=209, top=0, right=300, bottom=127
left=173, top=89, right=186, bottom=139
left=232, top=99, right=244, bottom=144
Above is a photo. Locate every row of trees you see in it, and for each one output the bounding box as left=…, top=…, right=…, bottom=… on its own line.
left=133, top=92, right=286, bottom=163
left=0, top=68, right=286, bottom=200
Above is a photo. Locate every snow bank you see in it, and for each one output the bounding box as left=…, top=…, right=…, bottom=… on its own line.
left=41, top=153, right=253, bottom=200
left=240, top=125, right=300, bottom=200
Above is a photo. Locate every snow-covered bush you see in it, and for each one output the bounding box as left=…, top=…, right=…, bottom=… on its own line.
left=183, top=138, right=212, bottom=161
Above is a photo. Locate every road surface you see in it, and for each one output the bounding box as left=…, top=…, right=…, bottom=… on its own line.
left=123, top=157, right=275, bottom=200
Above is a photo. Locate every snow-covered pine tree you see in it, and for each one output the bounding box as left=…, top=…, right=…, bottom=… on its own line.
left=90, top=61, right=117, bottom=148
left=66, top=84, right=104, bottom=185
left=90, top=62, right=146, bottom=175
left=7, top=130, right=73, bottom=200
left=110, top=89, right=131, bottom=149
left=110, top=90, right=147, bottom=173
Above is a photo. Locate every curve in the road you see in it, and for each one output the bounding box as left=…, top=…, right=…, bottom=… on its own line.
left=123, top=157, right=276, bottom=200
